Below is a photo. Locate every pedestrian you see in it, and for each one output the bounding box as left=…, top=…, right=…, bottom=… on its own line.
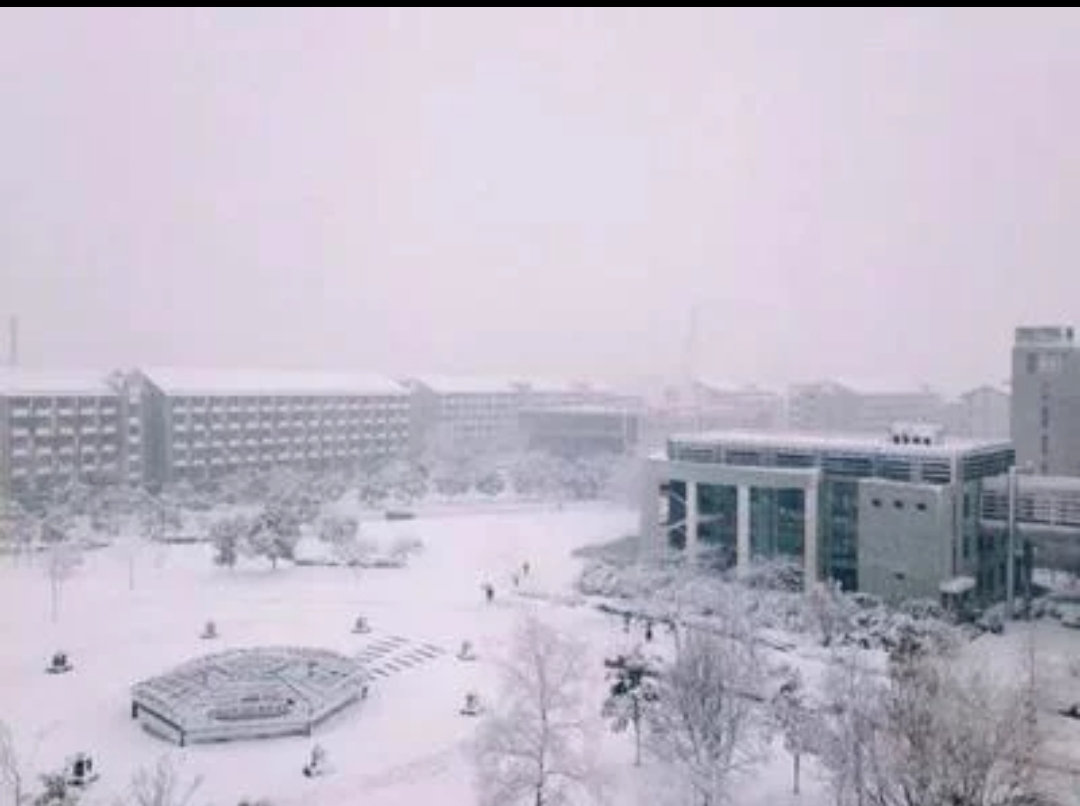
left=645, top=620, right=654, bottom=642
left=623, top=612, right=632, bottom=633
left=484, top=583, right=494, bottom=604
left=522, top=561, right=530, bottom=577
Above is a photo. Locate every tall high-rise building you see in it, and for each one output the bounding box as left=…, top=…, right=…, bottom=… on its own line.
left=1011, top=325, right=1080, bottom=476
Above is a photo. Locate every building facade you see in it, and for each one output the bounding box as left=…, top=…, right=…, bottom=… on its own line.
left=640, top=424, right=1015, bottom=605
left=1010, top=325, right=1080, bottom=476
left=518, top=404, right=641, bottom=456
left=406, top=375, right=633, bottom=457
left=788, top=380, right=945, bottom=434
left=944, top=384, right=1011, bottom=440
left=135, top=369, right=410, bottom=486
left=0, top=369, right=142, bottom=501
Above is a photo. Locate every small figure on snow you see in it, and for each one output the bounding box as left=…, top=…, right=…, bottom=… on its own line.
left=482, top=583, right=494, bottom=604
left=47, top=650, right=72, bottom=675
left=457, top=640, right=477, bottom=661
left=361, top=683, right=370, bottom=700
left=65, top=752, right=98, bottom=787
left=352, top=615, right=371, bottom=634
left=302, top=744, right=330, bottom=778
left=460, top=691, right=484, bottom=716
left=522, top=560, right=530, bottom=577
left=622, top=612, right=632, bottom=633
left=200, top=620, right=218, bottom=640
left=644, top=620, right=654, bottom=642
left=511, top=573, right=520, bottom=588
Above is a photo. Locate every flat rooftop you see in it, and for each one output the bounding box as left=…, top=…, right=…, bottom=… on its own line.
left=141, top=368, right=406, bottom=397
left=668, top=428, right=1012, bottom=458
left=0, top=368, right=116, bottom=397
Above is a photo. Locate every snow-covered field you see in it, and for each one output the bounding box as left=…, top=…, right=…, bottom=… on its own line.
left=2, top=500, right=820, bottom=806
left=13, top=497, right=1078, bottom=805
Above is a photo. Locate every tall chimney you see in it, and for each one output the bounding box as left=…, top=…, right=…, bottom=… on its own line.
left=7, top=315, right=17, bottom=367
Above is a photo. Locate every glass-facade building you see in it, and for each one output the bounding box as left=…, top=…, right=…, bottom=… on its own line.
left=643, top=425, right=1016, bottom=604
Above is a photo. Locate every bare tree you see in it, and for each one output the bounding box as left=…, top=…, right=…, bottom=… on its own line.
left=116, top=756, right=202, bottom=806
left=645, top=629, right=769, bottom=806
left=473, top=613, right=603, bottom=806
left=43, top=541, right=83, bottom=623
left=818, top=646, right=1038, bottom=806
left=0, top=721, right=28, bottom=806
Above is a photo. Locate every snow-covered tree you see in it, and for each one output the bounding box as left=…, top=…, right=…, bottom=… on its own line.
left=806, top=580, right=853, bottom=647
left=646, top=629, right=769, bottom=805
left=769, top=668, right=817, bottom=795
left=317, top=514, right=359, bottom=545
left=0, top=721, right=28, bottom=806
left=120, top=755, right=203, bottom=806
left=818, top=647, right=1038, bottom=806
left=44, top=541, right=83, bottom=623
left=602, top=648, right=661, bottom=766
left=246, top=504, right=300, bottom=570
left=473, top=614, right=602, bottom=806
left=210, top=515, right=249, bottom=570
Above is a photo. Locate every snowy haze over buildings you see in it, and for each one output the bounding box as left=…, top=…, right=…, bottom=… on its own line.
left=3, top=8, right=1080, bottom=391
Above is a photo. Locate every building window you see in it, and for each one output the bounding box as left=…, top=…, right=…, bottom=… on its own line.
left=1041, top=434, right=1050, bottom=457
left=894, top=500, right=904, bottom=509
left=871, top=498, right=882, bottom=508
left=1027, top=353, right=1038, bottom=374
left=916, top=502, right=927, bottom=512
left=1041, top=406, right=1050, bottom=428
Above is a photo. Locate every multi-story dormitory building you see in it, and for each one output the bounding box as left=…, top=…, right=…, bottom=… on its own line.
left=0, top=369, right=143, bottom=501
left=133, top=369, right=410, bottom=486
left=0, top=368, right=410, bottom=500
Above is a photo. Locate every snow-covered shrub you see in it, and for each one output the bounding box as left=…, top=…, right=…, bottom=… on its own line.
left=210, top=515, right=249, bottom=569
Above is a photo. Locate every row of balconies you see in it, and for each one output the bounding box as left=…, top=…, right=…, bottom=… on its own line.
left=173, top=445, right=393, bottom=469
left=173, top=400, right=407, bottom=415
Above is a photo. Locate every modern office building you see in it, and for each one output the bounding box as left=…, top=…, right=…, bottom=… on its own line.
left=134, top=369, right=410, bottom=486
left=788, top=379, right=945, bottom=434
left=1010, top=325, right=1080, bottom=476
left=640, top=424, right=1015, bottom=605
left=518, top=404, right=641, bottom=456
left=0, top=369, right=142, bottom=500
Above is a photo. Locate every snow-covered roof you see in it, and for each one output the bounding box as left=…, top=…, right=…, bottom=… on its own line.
left=791, top=377, right=941, bottom=397
left=0, top=368, right=117, bottom=397
left=405, top=375, right=524, bottom=395
left=694, top=378, right=782, bottom=397
left=520, top=377, right=619, bottom=396
left=669, top=428, right=1011, bottom=458
left=958, top=384, right=1010, bottom=401
left=140, top=368, right=406, bottom=397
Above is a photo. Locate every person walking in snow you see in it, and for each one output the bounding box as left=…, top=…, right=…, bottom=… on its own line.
left=483, top=582, right=494, bottom=604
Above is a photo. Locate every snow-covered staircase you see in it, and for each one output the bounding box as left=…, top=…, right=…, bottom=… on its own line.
left=353, top=634, right=446, bottom=681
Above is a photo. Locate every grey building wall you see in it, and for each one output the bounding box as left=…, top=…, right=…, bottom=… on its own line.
left=856, top=479, right=954, bottom=603
left=1011, top=326, right=1080, bottom=476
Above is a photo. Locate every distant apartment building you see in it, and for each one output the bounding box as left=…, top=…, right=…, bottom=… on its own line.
left=0, top=369, right=142, bottom=501
left=943, top=384, right=1010, bottom=440
left=519, top=404, right=641, bottom=456
left=787, top=379, right=945, bottom=434
left=134, top=369, right=410, bottom=486
left=641, top=423, right=1016, bottom=606
left=405, top=375, right=632, bottom=456
left=1010, top=325, right=1080, bottom=476
left=640, top=380, right=784, bottom=453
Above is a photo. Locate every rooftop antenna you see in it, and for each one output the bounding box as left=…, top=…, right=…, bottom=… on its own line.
left=7, top=315, right=17, bottom=367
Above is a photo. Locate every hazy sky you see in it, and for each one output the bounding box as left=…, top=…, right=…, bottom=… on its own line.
left=3, top=8, right=1080, bottom=392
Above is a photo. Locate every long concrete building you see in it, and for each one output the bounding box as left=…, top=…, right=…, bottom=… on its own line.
left=134, top=369, right=410, bottom=486
left=640, top=423, right=1016, bottom=606
left=0, top=369, right=142, bottom=501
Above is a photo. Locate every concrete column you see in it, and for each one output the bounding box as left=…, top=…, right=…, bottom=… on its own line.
left=637, top=462, right=660, bottom=559
left=803, top=481, right=819, bottom=589
left=736, top=484, right=751, bottom=576
left=685, top=480, right=699, bottom=562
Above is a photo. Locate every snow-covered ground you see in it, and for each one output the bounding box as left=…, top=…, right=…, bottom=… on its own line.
left=5, top=498, right=1079, bottom=805
left=0, top=500, right=805, bottom=806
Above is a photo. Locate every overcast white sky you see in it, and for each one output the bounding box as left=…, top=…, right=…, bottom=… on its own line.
left=2, top=8, right=1079, bottom=392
